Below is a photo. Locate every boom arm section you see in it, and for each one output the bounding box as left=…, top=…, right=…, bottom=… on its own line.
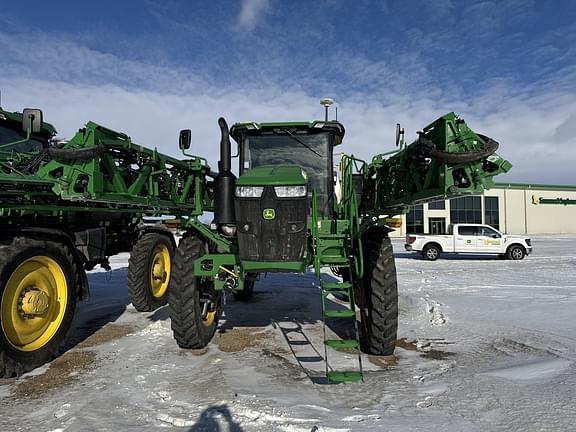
left=1, top=121, right=213, bottom=217
left=359, top=112, right=511, bottom=217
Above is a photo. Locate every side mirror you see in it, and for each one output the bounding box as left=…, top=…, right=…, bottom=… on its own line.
left=22, top=108, right=43, bottom=133
left=395, top=123, right=404, bottom=147
left=179, top=129, right=191, bottom=150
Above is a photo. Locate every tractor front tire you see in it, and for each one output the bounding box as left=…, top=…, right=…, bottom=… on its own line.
left=359, top=235, right=398, bottom=356
left=128, top=233, right=174, bottom=312
left=169, top=236, right=220, bottom=349
left=0, top=237, right=77, bottom=377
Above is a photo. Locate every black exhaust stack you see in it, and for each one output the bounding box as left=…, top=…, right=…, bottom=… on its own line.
left=214, top=117, right=236, bottom=225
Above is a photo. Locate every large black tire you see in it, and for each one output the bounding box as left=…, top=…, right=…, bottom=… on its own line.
left=506, top=244, right=526, bottom=260
left=358, top=234, right=398, bottom=356
left=127, top=233, right=174, bottom=312
left=169, top=236, right=220, bottom=349
left=0, top=237, right=77, bottom=377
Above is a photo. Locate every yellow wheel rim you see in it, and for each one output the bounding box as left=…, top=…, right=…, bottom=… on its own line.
left=1, top=256, right=68, bottom=352
left=149, top=244, right=171, bottom=298
left=202, top=309, right=216, bottom=327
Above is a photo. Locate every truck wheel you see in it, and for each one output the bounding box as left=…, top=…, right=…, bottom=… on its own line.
left=506, top=245, right=525, bottom=260
left=169, top=236, right=220, bottom=349
left=422, top=244, right=440, bottom=261
left=0, top=237, right=77, bottom=377
left=233, top=277, right=255, bottom=301
left=128, top=233, right=174, bottom=312
left=358, top=235, right=398, bottom=356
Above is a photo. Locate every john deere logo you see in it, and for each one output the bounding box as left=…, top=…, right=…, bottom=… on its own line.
left=263, top=208, right=276, bottom=220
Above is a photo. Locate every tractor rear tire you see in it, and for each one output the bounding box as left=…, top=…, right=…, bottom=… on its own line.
left=169, top=236, right=220, bottom=349
left=128, top=233, right=174, bottom=312
left=0, top=237, right=77, bottom=377
left=359, top=235, right=398, bottom=356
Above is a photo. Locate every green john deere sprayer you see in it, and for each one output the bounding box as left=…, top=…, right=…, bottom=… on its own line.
left=0, top=104, right=511, bottom=382
left=0, top=107, right=210, bottom=377
left=168, top=104, right=511, bottom=382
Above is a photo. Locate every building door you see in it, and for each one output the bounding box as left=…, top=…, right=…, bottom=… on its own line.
left=429, top=217, right=446, bottom=234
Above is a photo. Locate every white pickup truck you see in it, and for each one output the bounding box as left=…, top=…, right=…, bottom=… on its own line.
left=405, top=224, right=532, bottom=260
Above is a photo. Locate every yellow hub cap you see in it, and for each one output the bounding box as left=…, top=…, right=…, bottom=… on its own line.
left=149, top=244, right=171, bottom=298
left=1, top=256, right=68, bottom=351
left=20, top=290, right=50, bottom=315
left=202, top=309, right=216, bottom=327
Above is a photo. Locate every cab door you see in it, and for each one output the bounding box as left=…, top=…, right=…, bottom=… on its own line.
left=454, top=225, right=478, bottom=252
left=476, top=226, right=503, bottom=253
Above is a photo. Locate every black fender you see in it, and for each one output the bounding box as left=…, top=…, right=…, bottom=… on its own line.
left=137, top=225, right=177, bottom=250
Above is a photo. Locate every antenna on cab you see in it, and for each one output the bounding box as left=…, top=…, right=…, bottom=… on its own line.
left=320, top=98, right=335, bottom=121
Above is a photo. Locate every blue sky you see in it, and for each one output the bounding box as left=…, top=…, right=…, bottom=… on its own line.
left=1, top=0, right=575, bottom=183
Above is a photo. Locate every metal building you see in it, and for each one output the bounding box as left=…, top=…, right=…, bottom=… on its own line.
left=392, top=183, right=576, bottom=237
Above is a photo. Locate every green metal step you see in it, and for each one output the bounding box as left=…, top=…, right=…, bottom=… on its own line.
left=323, top=309, right=355, bottom=318
left=327, top=371, right=363, bottom=383
left=323, top=291, right=351, bottom=303
left=317, top=233, right=347, bottom=239
left=320, top=281, right=352, bottom=291
left=325, top=339, right=359, bottom=349
left=319, top=257, right=350, bottom=265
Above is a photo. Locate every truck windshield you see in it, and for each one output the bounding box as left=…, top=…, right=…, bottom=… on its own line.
left=242, top=132, right=333, bottom=213
left=0, top=126, right=46, bottom=153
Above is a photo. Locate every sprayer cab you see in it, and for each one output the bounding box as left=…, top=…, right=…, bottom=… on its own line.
left=230, top=120, right=344, bottom=213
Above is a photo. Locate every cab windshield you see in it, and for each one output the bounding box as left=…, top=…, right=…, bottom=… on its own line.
left=0, top=125, right=46, bottom=153
left=242, top=132, right=333, bottom=214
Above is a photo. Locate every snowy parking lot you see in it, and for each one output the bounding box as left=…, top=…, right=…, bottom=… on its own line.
left=1, top=235, right=576, bottom=431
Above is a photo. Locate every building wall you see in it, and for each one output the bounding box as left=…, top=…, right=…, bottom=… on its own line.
left=503, top=186, right=576, bottom=234
left=390, top=183, right=576, bottom=237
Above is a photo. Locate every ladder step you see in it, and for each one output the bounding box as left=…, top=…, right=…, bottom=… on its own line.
left=320, top=257, right=349, bottom=265
left=323, top=291, right=350, bottom=303
left=318, top=233, right=347, bottom=239
left=323, top=309, right=355, bottom=318
left=321, top=281, right=352, bottom=291
left=325, top=339, right=359, bottom=349
left=327, top=371, right=363, bottom=383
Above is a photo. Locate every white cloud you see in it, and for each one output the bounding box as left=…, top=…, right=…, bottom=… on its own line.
left=237, top=0, right=271, bottom=31
left=554, top=112, right=576, bottom=144
left=0, top=31, right=575, bottom=185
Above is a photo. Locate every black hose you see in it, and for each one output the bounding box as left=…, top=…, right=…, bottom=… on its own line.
left=418, top=134, right=499, bottom=164
left=47, top=145, right=106, bottom=161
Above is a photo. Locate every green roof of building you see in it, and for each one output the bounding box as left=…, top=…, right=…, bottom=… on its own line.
left=494, top=182, right=576, bottom=191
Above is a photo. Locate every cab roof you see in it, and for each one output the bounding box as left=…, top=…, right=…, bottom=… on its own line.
left=230, top=120, right=345, bottom=143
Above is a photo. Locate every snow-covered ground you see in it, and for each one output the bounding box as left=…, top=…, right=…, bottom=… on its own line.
left=2, top=236, right=576, bottom=431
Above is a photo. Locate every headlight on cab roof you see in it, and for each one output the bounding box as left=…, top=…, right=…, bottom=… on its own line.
left=274, top=185, right=307, bottom=198
left=236, top=186, right=264, bottom=198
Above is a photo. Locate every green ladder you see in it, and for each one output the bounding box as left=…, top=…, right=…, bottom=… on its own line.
left=320, top=279, right=363, bottom=383
left=315, top=221, right=363, bottom=383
